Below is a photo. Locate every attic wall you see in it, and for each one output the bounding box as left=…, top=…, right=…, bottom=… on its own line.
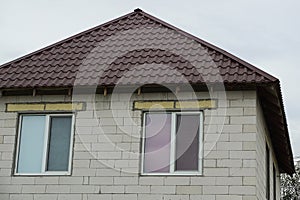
left=0, top=91, right=259, bottom=200
left=256, top=99, right=280, bottom=200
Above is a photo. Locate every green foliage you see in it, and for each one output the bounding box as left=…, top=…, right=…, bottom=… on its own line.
left=281, top=164, right=300, bottom=199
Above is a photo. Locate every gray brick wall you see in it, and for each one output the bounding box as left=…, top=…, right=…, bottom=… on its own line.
left=0, top=91, right=279, bottom=199
left=256, top=100, right=280, bottom=200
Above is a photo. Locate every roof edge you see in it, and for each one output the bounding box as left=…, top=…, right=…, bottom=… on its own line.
left=139, top=11, right=278, bottom=83
left=0, top=10, right=137, bottom=68
left=274, top=81, right=295, bottom=174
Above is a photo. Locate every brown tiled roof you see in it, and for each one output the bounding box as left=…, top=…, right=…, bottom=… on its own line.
left=0, top=9, right=277, bottom=88
left=0, top=9, right=294, bottom=174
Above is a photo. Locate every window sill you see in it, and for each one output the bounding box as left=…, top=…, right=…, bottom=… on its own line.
left=140, top=172, right=203, bottom=176
left=14, top=171, right=71, bottom=176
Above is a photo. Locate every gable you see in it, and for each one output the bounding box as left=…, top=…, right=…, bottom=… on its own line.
left=0, top=9, right=294, bottom=174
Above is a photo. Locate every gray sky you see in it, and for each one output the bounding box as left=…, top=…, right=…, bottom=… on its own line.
left=1, top=1, right=299, bottom=157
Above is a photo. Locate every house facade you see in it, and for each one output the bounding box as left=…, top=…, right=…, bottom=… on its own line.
left=0, top=9, right=294, bottom=200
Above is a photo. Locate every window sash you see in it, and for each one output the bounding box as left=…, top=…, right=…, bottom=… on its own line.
left=142, top=111, right=203, bottom=175
left=14, top=114, right=74, bottom=176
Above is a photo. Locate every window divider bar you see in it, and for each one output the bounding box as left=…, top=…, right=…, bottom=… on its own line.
left=67, top=114, right=75, bottom=173
left=199, top=112, right=204, bottom=173
left=41, top=115, right=50, bottom=173
left=170, top=113, right=176, bottom=173
left=14, top=115, right=23, bottom=174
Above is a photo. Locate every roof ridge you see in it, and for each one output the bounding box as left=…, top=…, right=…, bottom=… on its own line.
left=1, top=8, right=278, bottom=83
left=138, top=11, right=278, bottom=82
left=0, top=10, right=138, bottom=68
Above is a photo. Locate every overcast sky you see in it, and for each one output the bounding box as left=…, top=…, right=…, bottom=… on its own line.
left=1, top=1, right=299, bottom=157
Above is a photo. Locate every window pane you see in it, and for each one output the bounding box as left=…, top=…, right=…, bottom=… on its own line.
left=144, top=113, right=171, bottom=173
left=17, top=115, right=46, bottom=173
left=175, top=114, right=199, bottom=171
left=47, top=116, right=72, bottom=171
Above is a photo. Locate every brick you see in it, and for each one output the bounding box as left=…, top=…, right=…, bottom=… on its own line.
left=112, top=194, right=137, bottom=200
left=59, top=177, right=83, bottom=185
left=151, top=186, right=175, bottom=194
left=90, top=177, right=113, bottom=185
left=33, top=194, right=58, bottom=200
left=243, top=125, right=256, bottom=132
left=0, top=128, right=15, bottom=135
left=3, top=135, right=15, bottom=143
left=114, top=177, right=138, bottom=185
left=95, top=168, right=120, bottom=178
left=190, top=195, right=215, bottom=200
left=203, top=159, right=217, bottom=168
left=243, top=108, right=256, bottom=115
left=204, top=168, right=229, bottom=176
left=73, top=151, right=96, bottom=160
left=75, top=134, right=98, bottom=143
left=11, top=177, right=34, bottom=185
left=70, top=185, right=99, bottom=193
left=58, top=194, right=82, bottom=200
left=98, top=152, right=122, bottom=159
left=217, top=159, right=242, bottom=168
left=218, top=108, right=243, bottom=116
left=203, top=186, right=228, bottom=194
left=243, top=160, right=256, bottom=167
left=88, top=194, right=112, bottom=200
left=101, top=186, right=124, bottom=194
left=220, top=125, right=242, bottom=133
left=137, top=194, right=162, bottom=200
left=72, top=160, right=90, bottom=168
left=191, top=177, right=216, bottom=185
left=1, top=152, right=13, bottom=160
left=72, top=168, right=96, bottom=176
left=217, top=142, right=242, bottom=150
left=0, top=161, right=12, bottom=168
left=92, top=143, right=115, bottom=151
left=0, top=144, right=14, bottom=152
left=164, top=195, right=189, bottom=200
left=229, top=186, right=255, bottom=195
left=35, top=177, right=59, bottom=184
left=205, top=151, right=229, bottom=159
left=0, top=177, right=11, bottom=184
left=216, top=177, right=242, bottom=185
left=230, top=168, right=256, bottom=176
left=164, top=177, right=190, bottom=185
left=230, top=133, right=256, bottom=142
left=139, top=177, right=164, bottom=185
left=46, top=185, right=70, bottom=193
left=230, top=116, right=256, bottom=125
left=22, top=185, right=45, bottom=193
left=176, top=186, right=202, bottom=194
left=216, top=195, right=242, bottom=200
left=243, top=177, right=256, bottom=185
left=242, top=142, right=256, bottom=150
left=10, top=194, right=33, bottom=200
left=230, top=99, right=256, bottom=107
left=204, top=116, right=230, bottom=125
left=230, top=151, right=256, bottom=159
left=126, top=185, right=150, bottom=193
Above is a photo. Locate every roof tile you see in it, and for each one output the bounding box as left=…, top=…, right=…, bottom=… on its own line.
left=0, top=9, right=294, bottom=174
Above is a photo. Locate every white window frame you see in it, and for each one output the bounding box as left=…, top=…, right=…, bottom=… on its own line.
left=141, top=111, right=203, bottom=176
left=14, top=113, right=75, bottom=176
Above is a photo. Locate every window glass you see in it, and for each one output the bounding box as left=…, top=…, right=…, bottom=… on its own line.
left=175, top=114, right=199, bottom=171
left=143, top=112, right=202, bottom=174
left=17, top=115, right=46, bottom=173
left=47, top=116, right=72, bottom=171
left=144, top=113, right=171, bottom=173
left=16, top=114, right=73, bottom=175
